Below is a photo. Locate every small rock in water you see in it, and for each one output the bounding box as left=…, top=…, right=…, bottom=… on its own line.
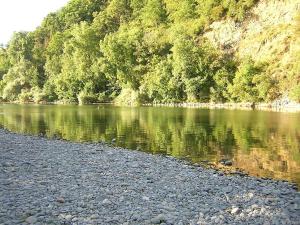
left=219, top=159, right=233, bottom=166
left=25, top=216, right=37, bottom=224
left=224, top=160, right=233, bottom=166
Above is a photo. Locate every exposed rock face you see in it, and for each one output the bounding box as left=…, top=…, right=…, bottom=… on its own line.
left=239, top=0, right=299, bottom=61
left=204, top=0, right=300, bottom=57
left=204, top=0, right=300, bottom=97
left=204, top=20, right=242, bottom=52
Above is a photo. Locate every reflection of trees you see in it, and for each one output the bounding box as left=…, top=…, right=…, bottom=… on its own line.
left=0, top=104, right=300, bottom=184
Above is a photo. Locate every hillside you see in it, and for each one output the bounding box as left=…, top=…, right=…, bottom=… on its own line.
left=0, top=0, right=299, bottom=105
left=204, top=0, right=300, bottom=102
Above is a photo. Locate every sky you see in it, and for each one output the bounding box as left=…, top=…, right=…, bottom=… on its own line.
left=0, top=0, right=70, bottom=45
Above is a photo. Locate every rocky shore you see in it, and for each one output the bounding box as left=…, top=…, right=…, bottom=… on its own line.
left=0, top=129, right=299, bottom=225
left=143, top=100, right=300, bottom=113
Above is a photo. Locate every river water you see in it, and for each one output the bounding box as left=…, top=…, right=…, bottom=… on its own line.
left=1, top=104, right=299, bottom=186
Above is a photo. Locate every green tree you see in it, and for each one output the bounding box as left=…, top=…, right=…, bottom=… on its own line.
left=2, top=59, right=39, bottom=101
left=7, top=32, right=33, bottom=64
left=0, top=0, right=282, bottom=105
left=100, top=25, right=145, bottom=90
left=141, top=0, right=167, bottom=27
left=229, top=59, right=266, bottom=102
left=172, top=38, right=219, bottom=102
left=0, top=48, right=10, bottom=80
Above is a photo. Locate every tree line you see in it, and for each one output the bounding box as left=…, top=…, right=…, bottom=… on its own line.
left=0, top=0, right=299, bottom=104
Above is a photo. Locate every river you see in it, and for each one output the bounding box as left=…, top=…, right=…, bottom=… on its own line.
left=0, top=104, right=299, bottom=186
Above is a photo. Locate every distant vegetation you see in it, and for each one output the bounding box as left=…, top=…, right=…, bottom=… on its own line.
left=0, top=0, right=299, bottom=104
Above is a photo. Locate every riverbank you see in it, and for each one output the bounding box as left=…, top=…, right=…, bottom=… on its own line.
left=143, top=101, right=300, bottom=113
left=1, top=129, right=299, bottom=224
left=2, top=100, right=300, bottom=112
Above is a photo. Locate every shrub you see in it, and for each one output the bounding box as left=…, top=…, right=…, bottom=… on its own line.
left=18, top=90, right=33, bottom=103
left=289, top=85, right=300, bottom=103
left=0, top=80, right=4, bottom=97
left=2, top=79, right=23, bottom=101
left=97, top=92, right=109, bottom=103
left=77, top=91, right=98, bottom=105
left=114, top=88, right=141, bottom=106
left=43, top=81, right=58, bottom=102
left=32, top=88, right=48, bottom=103
left=229, top=59, right=265, bottom=102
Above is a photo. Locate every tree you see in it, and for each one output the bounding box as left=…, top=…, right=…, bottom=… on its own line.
left=229, top=59, right=266, bottom=102
left=1, top=59, right=39, bottom=101
left=100, top=25, right=145, bottom=90
left=0, top=48, right=10, bottom=80
left=141, top=0, right=167, bottom=27
left=7, top=32, right=33, bottom=64
left=1, top=0, right=284, bottom=105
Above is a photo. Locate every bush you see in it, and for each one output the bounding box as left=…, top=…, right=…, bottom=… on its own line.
left=43, top=81, right=58, bottom=102
left=289, top=85, right=300, bottom=103
left=252, top=72, right=280, bottom=102
left=114, top=88, right=141, bottom=106
left=228, top=59, right=265, bottom=102
left=32, top=88, right=48, bottom=103
left=18, top=90, right=33, bottom=103
left=210, top=68, right=233, bottom=103
left=2, top=79, right=23, bottom=101
left=97, top=92, right=109, bottom=103
left=77, top=91, right=98, bottom=105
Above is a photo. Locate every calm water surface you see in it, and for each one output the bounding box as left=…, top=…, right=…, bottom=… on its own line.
left=1, top=104, right=300, bottom=186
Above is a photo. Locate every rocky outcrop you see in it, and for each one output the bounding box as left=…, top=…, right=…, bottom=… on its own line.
left=204, top=0, right=300, bottom=101
left=204, top=0, right=300, bottom=59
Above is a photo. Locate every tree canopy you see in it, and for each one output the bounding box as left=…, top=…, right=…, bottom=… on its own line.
left=1, top=0, right=299, bottom=104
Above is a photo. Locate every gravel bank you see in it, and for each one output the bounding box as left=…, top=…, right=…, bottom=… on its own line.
left=0, top=129, right=299, bottom=225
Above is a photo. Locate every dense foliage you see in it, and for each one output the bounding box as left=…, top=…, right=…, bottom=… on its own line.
left=0, top=0, right=299, bottom=104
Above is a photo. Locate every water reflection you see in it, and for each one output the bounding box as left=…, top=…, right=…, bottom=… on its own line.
left=0, top=104, right=300, bottom=186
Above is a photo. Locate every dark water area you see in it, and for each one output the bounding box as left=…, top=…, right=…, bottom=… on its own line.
left=0, top=104, right=300, bottom=186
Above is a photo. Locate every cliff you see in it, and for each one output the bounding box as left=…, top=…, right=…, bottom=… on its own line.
left=204, top=0, right=300, bottom=101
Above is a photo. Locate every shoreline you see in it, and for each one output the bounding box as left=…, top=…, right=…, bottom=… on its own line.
left=143, top=102, right=300, bottom=113
left=1, top=127, right=298, bottom=188
left=1, top=101, right=300, bottom=112
left=1, top=129, right=299, bottom=224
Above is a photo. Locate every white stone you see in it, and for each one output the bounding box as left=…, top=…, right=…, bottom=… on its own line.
left=231, top=207, right=240, bottom=214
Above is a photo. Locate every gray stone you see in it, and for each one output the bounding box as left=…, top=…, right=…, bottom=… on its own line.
left=142, top=196, right=150, bottom=201
left=150, top=214, right=166, bottom=224
left=56, top=197, right=65, bottom=203
left=224, top=186, right=233, bottom=193
left=65, top=215, right=72, bottom=220
left=25, top=216, right=37, bottom=224
left=90, top=214, right=99, bottom=219
left=102, top=199, right=112, bottom=205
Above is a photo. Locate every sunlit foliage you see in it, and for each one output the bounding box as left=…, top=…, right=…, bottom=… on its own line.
left=1, top=0, right=293, bottom=104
